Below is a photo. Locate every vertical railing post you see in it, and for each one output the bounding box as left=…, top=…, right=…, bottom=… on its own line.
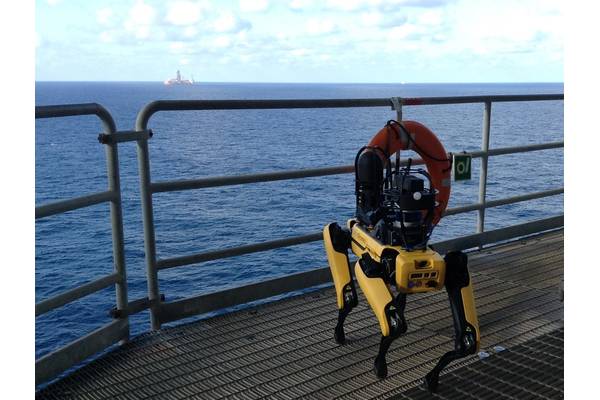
left=477, top=101, right=492, bottom=234
left=103, top=128, right=130, bottom=340
left=136, top=136, right=161, bottom=330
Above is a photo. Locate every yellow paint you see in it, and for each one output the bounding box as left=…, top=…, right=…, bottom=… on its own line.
left=354, top=261, right=393, bottom=336
left=323, top=224, right=352, bottom=309
left=350, top=221, right=445, bottom=294
left=461, top=281, right=480, bottom=350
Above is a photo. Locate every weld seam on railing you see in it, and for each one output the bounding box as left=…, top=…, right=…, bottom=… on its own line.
left=35, top=272, right=121, bottom=317
left=35, top=318, right=128, bottom=386
left=150, top=142, right=563, bottom=194
left=35, top=190, right=117, bottom=219
left=157, top=189, right=563, bottom=270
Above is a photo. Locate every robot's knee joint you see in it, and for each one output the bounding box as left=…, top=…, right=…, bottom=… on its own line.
left=456, top=331, right=477, bottom=356
left=386, top=309, right=407, bottom=338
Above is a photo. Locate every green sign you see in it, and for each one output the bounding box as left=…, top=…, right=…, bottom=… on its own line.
left=453, top=154, right=472, bottom=181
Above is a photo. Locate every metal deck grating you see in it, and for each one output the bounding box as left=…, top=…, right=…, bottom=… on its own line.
left=393, top=328, right=564, bottom=400
left=37, top=230, right=563, bottom=399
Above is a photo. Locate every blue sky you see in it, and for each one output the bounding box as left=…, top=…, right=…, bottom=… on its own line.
left=35, top=0, right=563, bottom=82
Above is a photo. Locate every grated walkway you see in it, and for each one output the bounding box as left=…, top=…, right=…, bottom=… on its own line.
left=37, top=230, right=564, bottom=399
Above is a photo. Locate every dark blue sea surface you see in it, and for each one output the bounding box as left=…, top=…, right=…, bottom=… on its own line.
left=35, top=82, right=563, bottom=359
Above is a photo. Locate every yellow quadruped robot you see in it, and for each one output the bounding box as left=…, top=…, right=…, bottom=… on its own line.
left=323, top=120, right=479, bottom=392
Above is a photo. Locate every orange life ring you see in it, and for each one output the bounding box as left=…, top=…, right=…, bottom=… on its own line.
left=368, top=121, right=451, bottom=225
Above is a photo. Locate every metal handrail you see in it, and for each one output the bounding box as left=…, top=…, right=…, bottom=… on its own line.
left=149, top=141, right=563, bottom=194
left=133, top=93, right=564, bottom=329
left=134, top=94, right=563, bottom=130
left=35, top=104, right=129, bottom=385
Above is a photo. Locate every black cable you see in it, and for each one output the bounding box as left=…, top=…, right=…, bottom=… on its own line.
left=386, top=120, right=453, bottom=173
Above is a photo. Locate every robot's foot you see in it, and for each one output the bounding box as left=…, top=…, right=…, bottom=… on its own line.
left=334, top=325, right=346, bottom=344
left=334, top=307, right=353, bottom=345
left=374, top=355, right=388, bottom=378
left=423, top=371, right=439, bottom=393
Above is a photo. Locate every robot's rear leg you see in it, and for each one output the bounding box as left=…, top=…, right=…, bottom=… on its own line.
left=323, top=223, right=357, bottom=344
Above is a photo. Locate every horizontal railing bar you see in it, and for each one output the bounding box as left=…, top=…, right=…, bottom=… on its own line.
left=400, top=94, right=563, bottom=106
left=151, top=165, right=355, bottom=193
left=432, top=215, right=564, bottom=254
left=135, top=94, right=563, bottom=130
left=35, top=318, right=128, bottom=385
left=157, top=217, right=563, bottom=324
left=36, top=190, right=117, bottom=219
left=157, top=233, right=322, bottom=270
left=444, top=188, right=564, bottom=216
left=443, top=203, right=483, bottom=216
left=486, top=188, right=564, bottom=208
left=469, top=141, right=563, bottom=158
left=158, top=187, right=563, bottom=270
left=36, top=103, right=117, bottom=133
left=36, top=273, right=121, bottom=317
left=157, top=268, right=332, bottom=324
left=151, top=141, right=562, bottom=193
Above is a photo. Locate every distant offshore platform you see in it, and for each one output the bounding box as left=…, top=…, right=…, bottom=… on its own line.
left=164, top=70, right=194, bottom=85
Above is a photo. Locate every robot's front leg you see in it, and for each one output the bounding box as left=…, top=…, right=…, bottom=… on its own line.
left=424, top=251, right=480, bottom=393
left=355, top=255, right=407, bottom=378
left=323, top=223, right=357, bottom=344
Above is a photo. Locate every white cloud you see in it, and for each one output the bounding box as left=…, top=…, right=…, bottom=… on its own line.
left=325, top=0, right=452, bottom=12
left=305, top=18, right=337, bottom=35
left=45, top=0, right=61, bottom=5
left=388, top=24, right=419, bottom=40
left=166, top=1, right=210, bottom=26
left=99, top=31, right=114, bottom=43
left=213, top=36, right=232, bottom=48
left=96, top=8, right=113, bottom=26
left=213, top=12, right=252, bottom=33
left=289, top=0, right=313, bottom=11
left=179, top=58, right=191, bottom=65
left=183, top=26, right=198, bottom=38
left=169, top=41, right=187, bottom=52
left=445, top=0, right=561, bottom=57
left=290, top=48, right=309, bottom=57
left=326, top=0, right=370, bottom=11
left=124, top=0, right=157, bottom=39
left=129, top=0, right=156, bottom=26
left=360, top=11, right=384, bottom=26
left=417, top=9, right=443, bottom=26
left=240, top=0, right=269, bottom=13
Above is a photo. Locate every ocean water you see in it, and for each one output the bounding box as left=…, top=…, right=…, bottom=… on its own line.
left=35, top=82, right=563, bottom=359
